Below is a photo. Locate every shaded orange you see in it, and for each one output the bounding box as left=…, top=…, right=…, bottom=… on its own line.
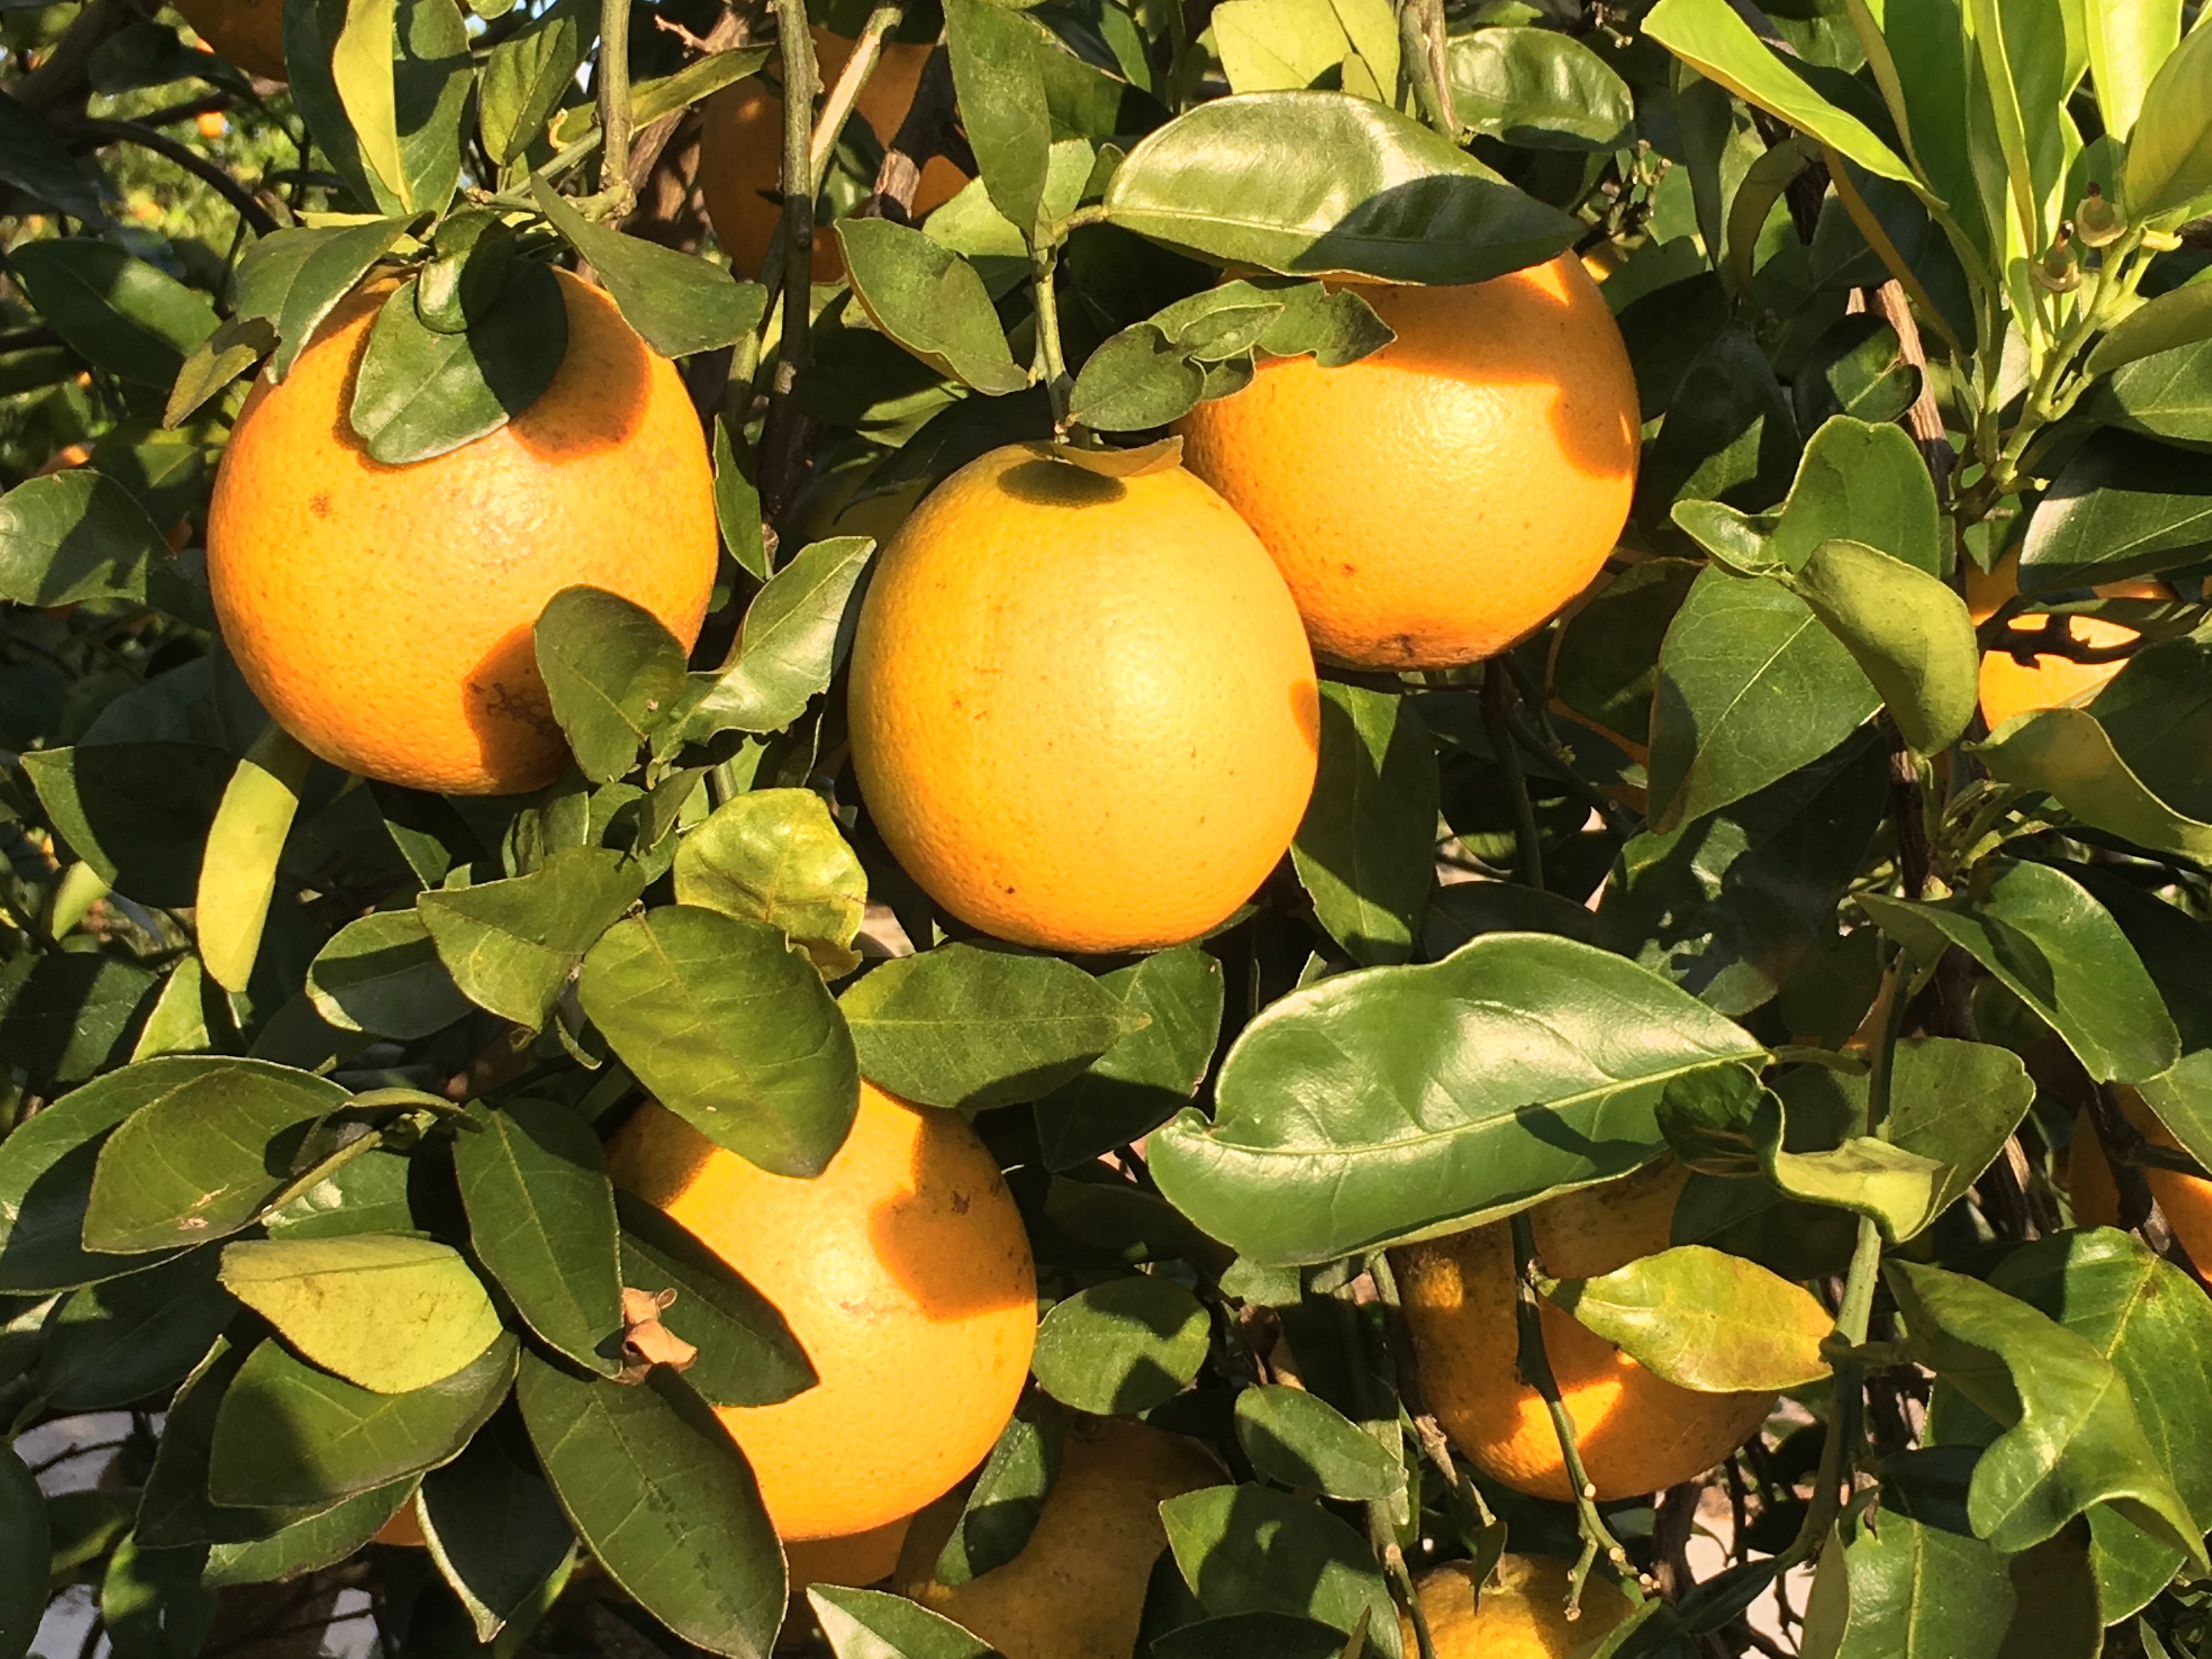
left=1401, top=1554, right=1633, bottom=1658
left=1391, top=1163, right=1775, bottom=1502
left=698, top=27, right=968, bottom=281
left=1965, top=551, right=2169, bottom=733
left=847, top=443, right=1319, bottom=954
left=786, top=1514, right=911, bottom=1589
left=173, top=0, right=287, bottom=80
left=1175, top=255, right=1639, bottom=669
left=2070, top=1092, right=2212, bottom=1282
left=206, top=270, right=717, bottom=795
left=606, top=1080, right=1036, bottom=1541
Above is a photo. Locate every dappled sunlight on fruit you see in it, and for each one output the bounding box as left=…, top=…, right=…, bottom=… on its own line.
left=1401, top=1554, right=1633, bottom=1658
left=1965, top=551, right=2168, bottom=733
left=2070, top=1092, right=2212, bottom=1284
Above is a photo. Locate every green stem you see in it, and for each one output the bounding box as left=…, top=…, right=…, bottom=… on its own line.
left=1482, top=666, right=1544, bottom=893
left=1864, top=944, right=1912, bottom=1135
left=594, top=0, right=635, bottom=214
left=755, top=0, right=820, bottom=521
left=1779, top=1214, right=1882, bottom=1570
left=1389, top=1548, right=1439, bottom=1659
left=1397, top=0, right=1455, bottom=139
left=1033, top=239, right=1073, bottom=435
left=808, top=2, right=903, bottom=184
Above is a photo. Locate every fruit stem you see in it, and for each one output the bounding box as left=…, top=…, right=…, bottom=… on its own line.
left=1032, top=239, right=1075, bottom=434
left=1509, top=1211, right=1644, bottom=1610
left=1481, top=665, right=1545, bottom=893
left=809, top=2, right=904, bottom=185
left=1779, top=1212, right=1881, bottom=1571
left=593, top=0, right=636, bottom=217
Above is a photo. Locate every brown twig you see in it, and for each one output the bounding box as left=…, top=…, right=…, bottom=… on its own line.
left=1869, top=279, right=1953, bottom=504
left=1651, top=1481, right=1701, bottom=1601
left=2088, top=1082, right=2204, bottom=1285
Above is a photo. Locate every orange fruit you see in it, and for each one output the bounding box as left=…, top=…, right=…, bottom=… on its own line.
left=905, top=1418, right=1221, bottom=1659
left=197, top=110, right=228, bottom=140
left=371, top=1502, right=426, bottom=1548
left=787, top=1515, right=912, bottom=1590
left=207, top=270, right=716, bottom=795
left=698, top=27, right=968, bottom=281
left=1391, top=1162, right=1774, bottom=1502
left=1965, top=551, right=2168, bottom=733
left=2069, top=1092, right=2212, bottom=1280
left=1401, top=1554, right=1633, bottom=1657
left=173, top=0, right=287, bottom=80
left=1175, top=255, right=1639, bottom=669
left=847, top=443, right=1319, bottom=953
left=607, top=1080, right=1036, bottom=1542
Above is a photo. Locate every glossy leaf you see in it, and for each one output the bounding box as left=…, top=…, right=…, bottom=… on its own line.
left=1977, top=706, right=2212, bottom=864
left=533, top=585, right=691, bottom=784
left=1153, top=934, right=1763, bottom=1266
left=454, top=1098, right=625, bottom=1375
left=1549, top=1244, right=1831, bottom=1391
left=809, top=1587, right=993, bottom=1659
left=614, top=1192, right=817, bottom=1408
left=517, top=1354, right=784, bottom=1658
left=258, top=217, right=417, bottom=380
left=479, top=0, right=588, bottom=163
left=1446, top=26, right=1634, bottom=150
left=1066, top=324, right=1206, bottom=431
left=1639, top=325, right=1799, bottom=520
left=1211, top=0, right=1395, bottom=98
left=419, top=1432, right=576, bottom=1642
left=0, top=1446, right=47, bottom=1659
left=306, top=908, right=471, bottom=1038
left=34, top=1249, right=234, bottom=1410
left=839, top=220, right=1029, bottom=395
left=0, top=470, right=167, bottom=608
left=840, top=942, right=1145, bottom=1111
left=2124, top=23, right=2212, bottom=219
left=417, top=844, right=646, bottom=1030
left=22, top=743, right=230, bottom=909
left=0, top=84, right=103, bottom=221
left=2091, top=331, right=2212, bottom=445
left=673, top=788, right=867, bottom=976
left=218, top=1234, right=501, bottom=1393
left=933, top=1392, right=1060, bottom=1585
left=1787, top=539, right=1978, bottom=755
left=1103, top=91, right=1580, bottom=283
left=1758, top=1087, right=1946, bottom=1243
left=136, top=1339, right=335, bottom=1550
left=1161, top=1484, right=1398, bottom=1656
left=0, top=952, right=156, bottom=1088
left=1035, top=945, right=1224, bottom=1171
left=81, top=1057, right=350, bottom=1255
left=2018, top=428, right=2212, bottom=591
left=2084, top=0, right=2177, bottom=143
left=683, top=535, right=876, bottom=737
left=2080, top=623, right=2212, bottom=822
left=579, top=905, right=858, bottom=1177
left=2088, top=285, right=2212, bottom=379
left=203, top=1480, right=417, bottom=1585
left=349, top=264, right=566, bottom=465
left=1291, top=682, right=1437, bottom=967
left=324, top=0, right=470, bottom=214
left=531, top=182, right=765, bottom=358
left=7, top=240, right=216, bottom=387
left=945, top=0, right=1054, bottom=239
left=1881, top=1037, right=2039, bottom=1232
left=1031, top=1276, right=1210, bottom=1414
left=1233, top=1384, right=1399, bottom=1502
left=196, top=723, right=313, bottom=993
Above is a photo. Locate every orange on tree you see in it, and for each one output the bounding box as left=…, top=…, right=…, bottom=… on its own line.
left=847, top=442, right=1319, bottom=955
left=1401, top=1554, right=1633, bottom=1658
left=1390, top=1161, right=1775, bottom=1502
left=1175, top=253, right=1639, bottom=670
left=903, top=1417, right=1220, bottom=1659
left=206, top=270, right=717, bottom=795
left=785, top=1514, right=911, bottom=1591
left=606, top=1079, right=1036, bottom=1543
left=698, top=26, right=968, bottom=281
left=1965, top=550, right=2168, bottom=733
left=2069, top=1091, right=2212, bottom=1282
left=172, top=0, right=287, bottom=80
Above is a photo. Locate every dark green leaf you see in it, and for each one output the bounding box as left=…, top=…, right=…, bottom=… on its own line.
left=263, top=1145, right=416, bottom=1240
left=101, top=1532, right=219, bottom=1659
left=255, top=218, right=417, bottom=380
left=1975, top=706, right=2212, bottom=864
left=306, top=908, right=470, bottom=1039
left=7, top=240, right=215, bottom=387
left=34, top=1249, right=233, bottom=1409
left=1446, top=26, right=1634, bottom=149
left=166, top=314, right=280, bottom=428
left=531, top=183, right=766, bottom=358
left=1160, top=1484, right=1398, bottom=1656
left=1551, top=557, right=1700, bottom=744
left=0, top=85, right=103, bottom=221
left=419, top=1432, right=575, bottom=1642
left=933, top=1391, right=1060, bottom=1586
left=1792, top=315, right=1920, bottom=434
left=517, top=1354, right=783, bottom=1659
left=945, top=0, right=1054, bottom=239
left=838, top=220, right=1029, bottom=395
left=533, top=585, right=691, bottom=784
left=1636, top=325, right=1799, bottom=523
left=218, top=1234, right=503, bottom=1392
left=203, top=1479, right=417, bottom=1585
left=682, top=535, right=877, bottom=737
left=839, top=943, right=1145, bottom=1111
left=1103, top=91, right=1580, bottom=283
left=349, top=266, right=567, bottom=465
left=672, top=787, right=867, bottom=977
left=1254, top=280, right=1395, bottom=366
left=809, top=1587, right=993, bottom=1658
left=479, top=0, right=589, bottom=164
left=2079, top=623, right=2212, bottom=823
left=0, top=951, right=156, bottom=1087
left=2019, top=430, right=2212, bottom=592
left=1232, top=1384, right=1399, bottom=1502
left=137, top=1338, right=334, bottom=1549
left=1549, top=1244, right=1831, bottom=1391
left=417, top=843, right=646, bottom=1029
left=0, top=470, right=165, bottom=607
left=1031, top=1276, right=1209, bottom=1414
left=578, top=905, right=858, bottom=1177
left=0, top=1446, right=45, bottom=1659
left=1152, top=934, right=1764, bottom=1266
left=1066, top=323, right=1205, bottom=431
left=207, top=1331, right=517, bottom=1509
left=614, top=1192, right=816, bottom=1408
left=454, top=1098, right=625, bottom=1375
left=1035, top=945, right=1224, bottom=1171
left=1291, top=682, right=1437, bottom=967
left=22, top=740, right=233, bottom=907
left=1150, top=1612, right=1351, bottom=1659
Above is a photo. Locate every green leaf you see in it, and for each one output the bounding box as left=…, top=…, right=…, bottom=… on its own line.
left=673, top=788, right=867, bottom=977
left=1792, top=315, right=1922, bottom=435
left=839, top=943, right=1145, bottom=1111
left=1549, top=1244, right=1832, bottom=1391
left=101, top=1532, right=219, bottom=1659
left=933, top=1391, right=1060, bottom=1586
left=2084, top=0, right=2177, bottom=143
left=1860, top=860, right=2180, bottom=1085
left=203, top=1480, right=417, bottom=1585
left=809, top=1587, right=994, bottom=1658
left=1291, top=682, right=1437, bottom=968
left=349, top=265, right=567, bottom=465
left=529, top=183, right=766, bottom=358
left=0, top=953, right=156, bottom=1089
left=1551, top=557, right=1700, bottom=744
left=0, top=470, right=166, bottom=607
left=1446, top=26, right=1634, bottom=150
left=1888, top=1259, right=2205, bottom=1564
left=614, top=1192, right=816, bottom=1408
left=23, top=743, right=232, bottom=909
left=1161, top=1485, right=1399, bottom=1657
left=1785, top=538, right=1978, bottom=755
left=0, top=85, right=103, bottom=222
left=2018, top=429, right=2212, bottom=591
left=1876, top=1036, right=2039, bottom=1232
left=219, top=1233, right=502, bottom=1393
left=1976, top=706, right=2212, bottom=864
left=323, top=0, right=470, bottom=213
left=533, top=585, right=691, bottom=785
left=1758, top=1093, right=1946, bottom=1245
left=945, top=0, right=1054, bottom=239
left=1034, top=946, right=1224, bottom=1171
left=479, top=0, right=588, bottom=164
left=254, top=218, right=418, bottom=380
left=682, top=535, right=877, bottom=737
left=1103, top=91, right=1581, bottom=283
left=1211, top=0, right=1395, bottom=97
left=1066, top=324, right=1206, bottom=432
left=81, top=1057, right=351, bottom=1255
left=1232, top=1384, right=1400, bottom=1502
left=34, top=1249, right=234, bottom=1410
left=418, top=1432, right=576, bottom=1642
left=838, top=221, right=1029, bottom=396
left=1639, top=325, right=1800, bottom=520
left=263, top=1144, right=416, bottom=1241
left=578, top=906, right=858, bottom=1177
left=2089, top=324, right=2212, bottom=444
left=517, top=1354, right=783, bottom=1659
left=166, top=313, right=280, bottom=427
left=196, top=724, right=313, bottom=994
left=136, top=1338, right=332, bottom=1549
left=2124, top=22, right=2212, bottom=219
left=454, top=1098, right=625, bottom=1375
left=2088, top=285, right=2212, bottom=380
left=306, top=909, right=471, bottom=1039
left=417, top=843, right=646, bottom=1030
left=0, top=1446, right=47, bottom=1659
left=332, top=0, right=405, bottom=201
left=1149, top=1613, right=1352, bottom=1659
left=1150, top=934, right=1764, bottom=1267
left=1031, top=1276, right=1209, bottom=1414
left=7, top=240, right=216, bottom=388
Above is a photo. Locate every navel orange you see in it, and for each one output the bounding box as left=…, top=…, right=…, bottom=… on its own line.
left=174, top=0, right=287, bottom=80
left=698, top=27, right=968, bottom=280
left=1391, top=1162, right=1774, bottom=1502
left=1966, top=551, right=2169, bottom=733
left=1401, top=1554, right=1633, bottom=1657
left=847, top=443, right=1319, bottom=954
left=2069, top=1091, right=2212, bottom=1283
left=607, top=1080, right=1036, bottom=1542
left=1175, top=255, right=1639, bottom=669
left=206, top=270, right=717, bottom=795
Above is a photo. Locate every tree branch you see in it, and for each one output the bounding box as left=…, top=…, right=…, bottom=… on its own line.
left=55, top=116, right=280, bottom=234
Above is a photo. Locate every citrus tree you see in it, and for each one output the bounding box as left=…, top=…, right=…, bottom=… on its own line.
left=4, top=0, right=2212, bottom=1654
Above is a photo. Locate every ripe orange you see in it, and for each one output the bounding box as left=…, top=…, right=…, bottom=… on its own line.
left=786, top=1515, right=912, bottom=1590
left=1965, top=551, right=2168, bottom=733
left=173, top=0, right=287, bottom=80
left=1401, top=1554, right=1633, bottom=1657
left=847, top=443, right=1319, bottom=954
left=905, top=1418, right=1221, bottom=1659
left=206, top=270, right=716, bottom=795
left=1390, top=1162, right=1774, bottom=1502
left=698, top=27, right=968, bottom=281
left=2069, top=1092, right=2212, bottom=1282
left=606, top=1080, right=1036, bottom=1542
left=1175, top=255, right=1639, bottom=669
